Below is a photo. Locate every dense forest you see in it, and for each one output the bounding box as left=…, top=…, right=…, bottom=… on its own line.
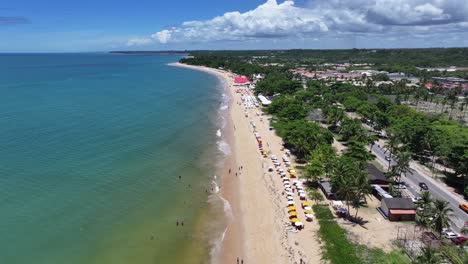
left=187, top=48, right=468, bottom=67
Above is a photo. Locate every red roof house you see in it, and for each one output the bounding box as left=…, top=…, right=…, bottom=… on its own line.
left=234, top=76, right=250, bottom=84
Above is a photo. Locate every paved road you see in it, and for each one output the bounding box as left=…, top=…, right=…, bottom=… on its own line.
left=371, top=144, right=468, bottom=231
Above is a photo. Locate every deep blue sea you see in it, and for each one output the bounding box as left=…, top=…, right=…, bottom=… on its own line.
left=0, top=53, right=228, bottom=263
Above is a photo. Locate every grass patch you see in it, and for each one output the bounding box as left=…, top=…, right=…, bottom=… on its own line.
left=313, top=205, right=411, bottom=264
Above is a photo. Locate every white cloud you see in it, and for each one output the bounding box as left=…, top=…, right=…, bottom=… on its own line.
left=152, top=30, right=172, bottom=44
left=129, top=0, right=468, bottom=45
left=126, top=37, right=153, bottom=46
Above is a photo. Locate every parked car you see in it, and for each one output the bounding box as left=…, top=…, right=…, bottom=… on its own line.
left=419, top=182, right=429, bottom=190
left=459, top=202, right=468, bottom=213
left=444, top=230, right=460, bottom=239
left=451, top=236, right=467, bottom=245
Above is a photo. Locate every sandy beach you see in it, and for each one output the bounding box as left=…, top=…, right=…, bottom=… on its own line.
left=169, top=62, right=322, bottom=264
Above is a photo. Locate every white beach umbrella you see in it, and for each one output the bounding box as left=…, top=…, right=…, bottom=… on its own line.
left=294, top=222, right=303, bottom=227
left=286, top=191, right=294, bottom=196
left=287, top=201, right=295, bottom=205
left=304, top=206, right=312, bottom=211
left=305, top=214, right=313, bottom=219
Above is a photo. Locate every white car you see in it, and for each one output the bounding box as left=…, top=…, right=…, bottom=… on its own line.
left=442, top=228, right=459, bottom=239
left=444, top=231, right=459, bottom=239
left=395, top=184, right=406, bottom=190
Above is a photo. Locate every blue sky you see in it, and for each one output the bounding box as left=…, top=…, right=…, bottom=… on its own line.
left=1, top=0, right=468, bottom=52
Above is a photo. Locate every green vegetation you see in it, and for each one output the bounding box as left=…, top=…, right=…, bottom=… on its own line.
left=313, top=205, right=411, bottom=264
left=187, top=48, right=468, bottom=67
left=180, top=50, right=468, bottom=263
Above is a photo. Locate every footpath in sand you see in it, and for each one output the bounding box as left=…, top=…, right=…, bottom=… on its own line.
left=170, top=62, right=323, bottom=264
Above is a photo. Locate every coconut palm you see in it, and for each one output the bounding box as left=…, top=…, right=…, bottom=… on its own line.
left=394, top=151, right=413, bottom=183
left=432, top=199, right=454, bottom=237
left=415, top=246, right=441, bottom=264
left=383, top=130, right=400, bottom=170
left=416, top=191, right=433, bottom=227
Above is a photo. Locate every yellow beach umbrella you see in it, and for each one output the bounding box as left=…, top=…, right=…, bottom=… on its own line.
left=287, top=206, right=296, bottom=211
left=304, top=210, right=313, bottom=214
left=302, top=201, right=311, bottom=207
left=290, top=218, right=299, bottom=223
left=289, top=211, right=298, bottom=216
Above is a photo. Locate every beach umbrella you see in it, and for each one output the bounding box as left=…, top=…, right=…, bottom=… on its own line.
left=287, top=195, right=294, bottom=200
left=289, top=211, right=298, bottom=217
left=287, top=201, right=295, bottom=206
left=280, top=172, right=287, bottom=176
left=294, top=222, right=304, bottom=227
left=304, top=210, right=313, bottom=214
left=301, top=201, right=311, bottom=207
left=304, top=206, right=312, bottom=211
left=290, top=218, right=299, bottom=223
left=286, top=191, right=294, bottom=196
left=305, top=214, right=313, bottom=219
left=287, top=206, right=296, bottom=211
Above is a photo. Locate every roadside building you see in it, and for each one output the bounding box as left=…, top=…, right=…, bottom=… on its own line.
left=380, top=198, right=416, bottom=221
left=257, top=95, right=272, bottom=106
left=319, top=181, right=335, bottom=200
left=367, top=163, right=391, bottom=187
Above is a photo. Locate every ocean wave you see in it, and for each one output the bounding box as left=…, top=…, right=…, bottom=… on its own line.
left=216, top=129, right=222, bottom=137
left=208, top=183, right=233, bottom=264
left=217, top=140, right=231, bottom=156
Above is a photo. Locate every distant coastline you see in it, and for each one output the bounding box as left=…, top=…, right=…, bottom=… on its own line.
left=109, top=51, right=189, bottom=56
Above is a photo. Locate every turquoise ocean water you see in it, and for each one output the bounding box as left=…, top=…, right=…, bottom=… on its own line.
left=0, top=53, right=229, bottom=264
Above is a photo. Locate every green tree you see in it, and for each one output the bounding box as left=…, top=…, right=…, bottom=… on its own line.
left=383, top=130, right=401, bottom=170
left=432, top=199, right=454, bottom=237
left=415, top=246, right=441, bottom=264
left=416, top=191, right=433, bottom=228
left=344, top=140, right=373, bottom=162
left=394, top=151, right=413, bottom=183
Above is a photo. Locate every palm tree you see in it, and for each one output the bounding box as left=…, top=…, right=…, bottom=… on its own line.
left=334, top=175, right=355, bottom=216
left=384, top=131, right=400, bottom=170
left=415, top=246, right=441, bottom=264
left=352, top=169, right=371, bottom=219
left=394, top=151, right=413, bottom=183
left=416, top=191, right=433, bottom=227
left=432, top=199, right=454, bottom=237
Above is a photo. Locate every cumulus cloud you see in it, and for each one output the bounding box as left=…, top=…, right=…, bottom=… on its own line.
left=131, top=0, right=468, bottom=45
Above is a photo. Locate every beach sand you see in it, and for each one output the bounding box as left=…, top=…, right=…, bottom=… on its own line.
left=169, top=62, right=322, bottom=264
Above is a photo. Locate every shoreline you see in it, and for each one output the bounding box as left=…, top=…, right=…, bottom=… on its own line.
left=168, top=62, right=244, bottom=264
left=169, top=62, right=323, bottom=264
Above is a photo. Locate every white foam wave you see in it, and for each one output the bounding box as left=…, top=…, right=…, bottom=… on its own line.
left=209, top=194, right=233, bottom=264
left=217, top=140, right=231, bottom=156
left=211, top=177, right=220, bottom=194
left=216, top=129, right=222, bottom=137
